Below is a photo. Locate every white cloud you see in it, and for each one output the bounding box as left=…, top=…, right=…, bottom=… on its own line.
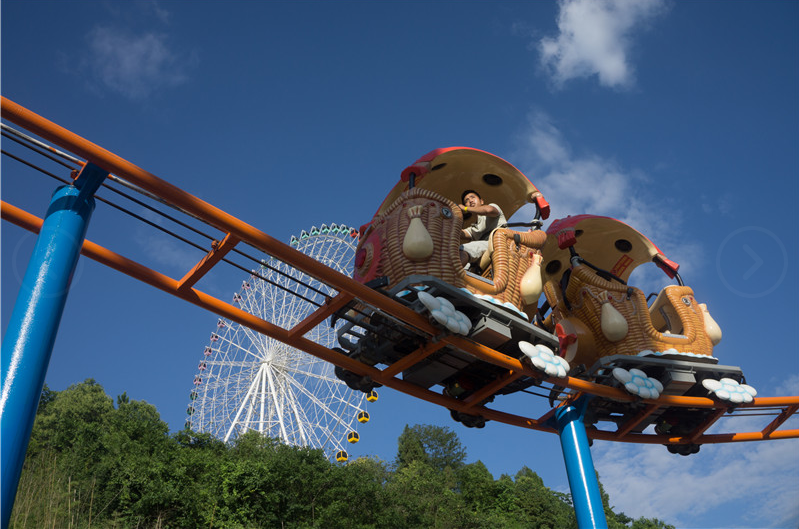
left=594, top=432, right=799, bottom=527
left=133, top=230, right=200, bottom=273
left=133, top=209, right=203, bottom=272
left=776, top=374, right=799, bottom=396
left=539, top=0, right=667, bottom=89
left=138, top=0, right=171, bottom=24
left=514, top=114, right=640, bottom=219
left=512, top=112, right=700, bottom=293
left=701, top=191, right=735, bottom=217
left=593, top=372, right=799, bottom=527
left=86, top=27, right=194, bottom=99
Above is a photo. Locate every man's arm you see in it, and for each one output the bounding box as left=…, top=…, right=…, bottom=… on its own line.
left=458, top=204, right=499, bottom=217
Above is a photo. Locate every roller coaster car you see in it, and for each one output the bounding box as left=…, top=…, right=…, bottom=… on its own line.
left=333, top=148, right=753, bottom=442
left=540, top=214, right=721, bottom=366
left=540, top=215, right=754, bottom=453
left=334, top=147, right=558, bottom=421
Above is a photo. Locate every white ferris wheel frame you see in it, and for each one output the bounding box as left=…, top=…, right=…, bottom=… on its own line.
left=187, top=224, right=368, bottom=457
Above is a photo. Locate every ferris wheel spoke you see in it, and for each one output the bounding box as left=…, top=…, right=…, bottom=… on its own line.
left=224, top=363, right=265, bottom=443
left=215, top=331, right=266, bottom=363
left=281, top=370, right=358, bottom=427
left=245, top=369, right=270, bottom=433
left=242, top=393, right=257, bottom=431
left=277, top=371, right=317, bottom=448
left=318, top=243, right=342, bottom=274
left=280, top=380, right=312, bottom=447
left=265, top=364, right=290, bottom=443
left=259, top=365, right=267, bottom=433
left=203, top=360, right=262, bottom=369
left=281, top=364, right=346, bottom=386
left=233, top=317, right=274, bottom=356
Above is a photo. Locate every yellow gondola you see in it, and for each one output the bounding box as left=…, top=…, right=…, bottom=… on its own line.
left=347, top=431, right=360, bottom=443
left=357, top=411, right=370, bottom=423
left=335, top=450, right=348, bottom=462
left=366, top=390, right=378, bottom=402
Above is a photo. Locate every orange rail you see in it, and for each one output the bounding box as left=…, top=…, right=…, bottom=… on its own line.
left=177, top=233, right=241, bottom=292
left=3, top=96, right=798, bottom=447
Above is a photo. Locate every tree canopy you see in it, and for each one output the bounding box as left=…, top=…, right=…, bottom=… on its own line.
left=395, top=423, right=466, bottom=472
left=10, top=380, right=674, bottom=528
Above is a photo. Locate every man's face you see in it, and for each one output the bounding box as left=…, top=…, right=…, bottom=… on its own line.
left=463, top=193, right=483, bottom=208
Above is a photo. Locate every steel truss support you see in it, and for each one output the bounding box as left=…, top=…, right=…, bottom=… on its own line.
left=554, top=397, right=608, bottom=529
left=1, top=164, right=107, bottom=529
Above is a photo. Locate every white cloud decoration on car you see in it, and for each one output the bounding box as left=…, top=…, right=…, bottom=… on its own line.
left=702, top=378, right=757, bottom=404
left=417, top=291, right=472, bottom=335
left=519, top=342, right=570, bottom=378
left=612, top=367, right=664, bottom=399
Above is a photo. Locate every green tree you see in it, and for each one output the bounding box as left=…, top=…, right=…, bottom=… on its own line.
left=385, top=459, right=467, bottom=528
left=512, top=467, right=576, bottom=529
left=37, top=383, right=56, bottom=414
left=395, top=424, right=466, bottom=472
left=167, top=429, right=228, bottom=527
left=11, top=384, right=679, bottom=529
left=13, top=380, right=116, bottom=527
left=314, top=457, right=392, bottom=528
left=489, top=474, right=525, bottom=524
left=457, top=460, right=495, bottom=514
left=214, top=431, right=333, bottom=527
left=94, top=397, right=176, bottom=526
left=630, top=517, right=676, bottom=529
left=26, top=378, right=114, bottom=461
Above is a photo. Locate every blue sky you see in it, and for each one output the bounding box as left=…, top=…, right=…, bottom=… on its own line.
left=2, top=1, right=798, bottom=527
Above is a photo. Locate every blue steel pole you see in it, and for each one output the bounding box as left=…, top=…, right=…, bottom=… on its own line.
left=554, top=397, right=608, bottom=529
left=1, top=164, right=107, bottom=528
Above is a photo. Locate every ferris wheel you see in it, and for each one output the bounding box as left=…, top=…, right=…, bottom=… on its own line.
left=186, top=224, right=374, bottom=461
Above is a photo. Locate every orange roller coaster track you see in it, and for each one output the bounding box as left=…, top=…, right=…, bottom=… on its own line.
left=2, top=96, right=798, bottom=449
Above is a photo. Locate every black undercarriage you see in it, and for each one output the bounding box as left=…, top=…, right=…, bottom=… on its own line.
left=584, top=354, right=746, bottom=454
left=333, top=276, right=558, bottom=425
left=332, top=275, right=747, bottom=448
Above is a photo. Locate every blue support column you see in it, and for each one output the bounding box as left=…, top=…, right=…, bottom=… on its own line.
left=554, top=397, right=608, bottom=529
left=1, top=164, right=107, bottom=528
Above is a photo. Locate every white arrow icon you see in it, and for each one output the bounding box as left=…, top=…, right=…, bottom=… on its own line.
left=742, top=244, right=763, bottom=280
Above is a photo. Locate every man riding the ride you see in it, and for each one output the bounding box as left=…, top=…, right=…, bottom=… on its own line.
left=458, top=189, right=507, bottom=271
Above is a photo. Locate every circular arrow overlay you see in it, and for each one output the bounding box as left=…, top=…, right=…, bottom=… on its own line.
left=716, top=226, right=788, bottom=298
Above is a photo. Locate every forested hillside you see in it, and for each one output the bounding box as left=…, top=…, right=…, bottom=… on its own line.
left=11, top=380, right=674, bottom=528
